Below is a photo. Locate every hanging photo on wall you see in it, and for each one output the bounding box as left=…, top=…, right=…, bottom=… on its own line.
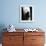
left=20, top=5, right=34, bottom=22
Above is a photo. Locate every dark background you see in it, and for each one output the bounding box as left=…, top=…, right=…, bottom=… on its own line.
left=21, top=7, right=32, bottom=20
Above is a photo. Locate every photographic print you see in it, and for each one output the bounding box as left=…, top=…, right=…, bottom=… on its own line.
left=20, top=5, right=34, bottom=22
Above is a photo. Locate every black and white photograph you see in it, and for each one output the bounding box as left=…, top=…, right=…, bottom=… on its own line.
left=20, top=5, right=34, bottom=22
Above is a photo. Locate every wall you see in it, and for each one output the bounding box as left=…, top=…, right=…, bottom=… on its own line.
left=0, top=0, right=46, bottom=43
left=0, top=0, right=40, bottom=29
left=0, top=0, right=46, bottom=29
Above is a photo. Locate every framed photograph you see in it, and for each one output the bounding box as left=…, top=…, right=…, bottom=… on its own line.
left=20, top=5, right=34, bottom=22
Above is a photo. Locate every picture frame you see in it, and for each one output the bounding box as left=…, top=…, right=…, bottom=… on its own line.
left=20, top=5, right=34, bottom=22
